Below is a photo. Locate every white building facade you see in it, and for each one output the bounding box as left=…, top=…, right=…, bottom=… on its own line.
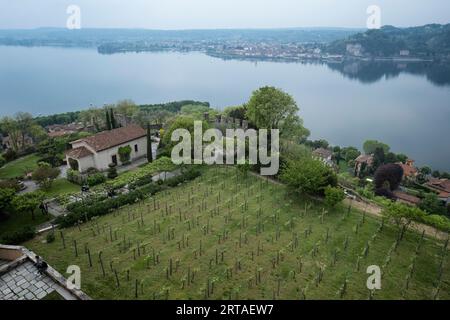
left=65, top=125, right=147, bottom=173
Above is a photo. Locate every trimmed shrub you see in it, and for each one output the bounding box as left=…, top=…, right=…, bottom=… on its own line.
left=129, top=175, right=154, bottom=189
left=86, top=167, right=99, bottom=175
left=324, top=186, right=345, bottom=208
left=107, top=163, right=118, bottom=179
left=87, top=172, right=106, bottom=187
left=1, top=226, right=36, bottom=245
left=57, top=189, right=145, bottom=228
left=67, top=169, right=86, bottom=185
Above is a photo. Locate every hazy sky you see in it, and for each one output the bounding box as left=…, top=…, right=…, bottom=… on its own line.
left=0, top=0, right=449, bottom=29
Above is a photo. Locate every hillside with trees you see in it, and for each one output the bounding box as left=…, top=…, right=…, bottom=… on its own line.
left=327, top=24, right=450, bottom=60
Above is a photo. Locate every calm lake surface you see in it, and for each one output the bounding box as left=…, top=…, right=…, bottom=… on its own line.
left=0, top=46, right=449, bottom=171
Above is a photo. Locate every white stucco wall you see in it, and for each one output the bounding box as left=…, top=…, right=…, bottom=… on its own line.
left=78, top=156, right=96, bottom=172
left=67, top=136, right=147, bottom=172
left=92, top=136, right=147, bottom=171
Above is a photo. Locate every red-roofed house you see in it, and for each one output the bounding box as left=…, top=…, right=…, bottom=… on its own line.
left=393, top=191, right=421, bottom=206
left=397, top=159, right=418, bottom=181
left=425, top=178, right=450, bottom=204
left=65, top=125, right=147, bottom=173
left=354, top=154, right=374, bottom=176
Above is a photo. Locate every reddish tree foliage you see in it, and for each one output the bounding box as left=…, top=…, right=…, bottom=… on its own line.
left=374, top=163, right=404, bottom=199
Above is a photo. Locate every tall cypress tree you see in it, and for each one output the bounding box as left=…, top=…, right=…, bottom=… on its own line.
left=147, top=123, right=153, bottom=163
left=110, top=109, right=118, bottom=129
left=105, top=109, right=112, bottom=130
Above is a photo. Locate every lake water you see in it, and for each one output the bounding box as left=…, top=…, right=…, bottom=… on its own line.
left=0, top=46, right=449, bottom=171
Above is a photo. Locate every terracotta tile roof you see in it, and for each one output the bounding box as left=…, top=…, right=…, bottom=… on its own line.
left=65, top=146, right=93, bottom=159
left=48, top=130, right=75, bottom=138
left=312, top=148, right=333, bottom=159
left=355, top=154, right=373, bottom=166
left=397, top=162, right=418, bottom=177
left=425, top=178, right=450, bottom=197
left=393, top=191, right=421, bottom=205
left=71, top=125, right=146, bottom=152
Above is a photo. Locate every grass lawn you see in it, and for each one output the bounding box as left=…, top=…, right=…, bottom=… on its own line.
left=41, top=291, right=65, bottom=300
left=27, top=166, right=449, bottom=300
left=0, top=210, right=50, bottom=235
left=42, top=179, right=80, bottom=198
left=0, top=154, right=40, bottom=179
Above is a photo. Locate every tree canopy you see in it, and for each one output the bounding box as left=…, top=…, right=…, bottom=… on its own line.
left=324, top=186, right=346, bottom=208
left=280, top=156, right=337, bottom=196
left=12, top=191, right=45, bottom=220
left=245, top=86, right=309, bottom=142
left=363, top=140, right=390, bottom=155
left=32, top=162, right=60, bottom=190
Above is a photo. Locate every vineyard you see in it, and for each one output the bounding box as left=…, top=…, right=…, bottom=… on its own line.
left=27, top=166, right=449, bottom=300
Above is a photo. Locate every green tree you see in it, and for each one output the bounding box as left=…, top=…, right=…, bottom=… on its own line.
left=341, top=146, right=361, bottom=162
left=162, top=116, right=210, bottom=158
left=224, top=105, right=247, bottom=120
left=147, top=123, right=153, bottom=163
left=306, top=139, right=329, bottom=150
left=0, top=116, right=21, bottom=151
left=0, top=188, right=16, bottom=215
left=372, top=147, right=386, bottom=171
left=421, top=167, right=433, bottom=176
left=385, top=152, right=397, bottom=164
left=105, top=109, right=112, bottom=130
left=246, top=86, right=309, bottom=141
left=28, top=124, right=47, bottom=143
left=110, top=109, right=118, bottom=129
left=324, top=186, right=346, bottom=208
left=115, top=99, right=138, bottom=118
left=280, top=156, right=337, bottom=196
left=15, top=112, right=34, bottom=148
left=12, top=191, right=44, bottom=220
left=32, top=162, right=60, bottom=190
left=417, top=166, right=432, bottom=183
left=432, top=170, right=441, bottom=178
left=333, top=146, right=342, bottom=165
left=363, top=140, right=390, bottom=155
left=396, top=153, right=408, bottom=164
left=382, top=201, right=426, bottom=240
left=419, top=193, right=446, bottom=216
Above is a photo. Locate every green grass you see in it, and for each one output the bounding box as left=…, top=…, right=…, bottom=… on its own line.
left=42, top=179, right=80, bottom=198
left=0, top=210, right=50, bottom=235
left=0, top=154, right=40, bottom=179
left=41, top=291, right=64, bottom=300
left=27, top=166, right=449, bottom=300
